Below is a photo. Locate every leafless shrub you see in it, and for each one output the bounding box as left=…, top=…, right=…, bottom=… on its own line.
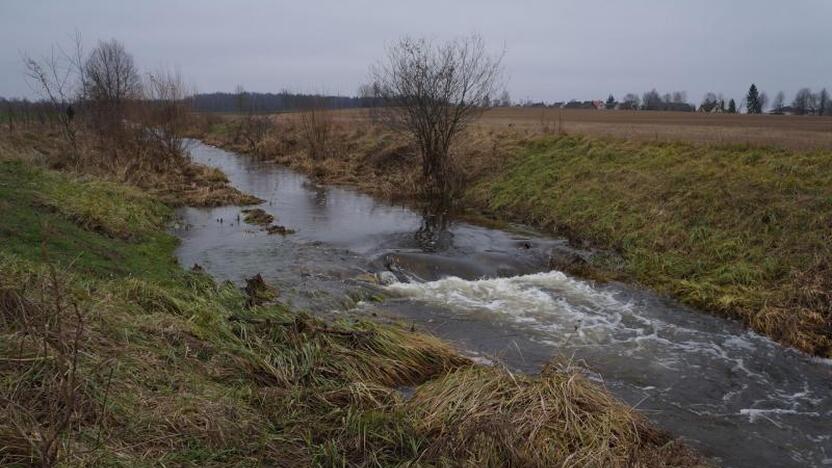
left=239, top=115, right=274, bottom=151
left=0, top=265, right=86, bottom=467
left=370, top=34, right=504, bottom=200
left=298, top=99, right=333, bottom=160
left=83, top=39, right=142, bottom=137
left=142, top=68, right=193, bottom=160
left=22, top=47, right=81, bottom=157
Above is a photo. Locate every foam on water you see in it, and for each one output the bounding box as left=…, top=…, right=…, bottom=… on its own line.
left=386, top=270, right=627, bottom=337
left=384, top=271, right=832, bottom=467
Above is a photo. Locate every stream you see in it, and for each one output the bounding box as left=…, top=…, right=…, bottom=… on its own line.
left=173, top=141, right=832, bottom=468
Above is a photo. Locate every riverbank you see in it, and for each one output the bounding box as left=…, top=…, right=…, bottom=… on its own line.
left=0, top=128, right=260, bottom=207
left=0, top=135, right=701, bottom=465
left=194, top=112, right=832, bottom=357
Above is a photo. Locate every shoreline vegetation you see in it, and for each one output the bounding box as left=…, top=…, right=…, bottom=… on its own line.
left=192, top=108, right=832, bottom=358
left=0, top=128, right=703, bottom=465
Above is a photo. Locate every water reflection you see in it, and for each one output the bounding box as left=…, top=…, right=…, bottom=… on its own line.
left=414, top=207, right=454, bottom=252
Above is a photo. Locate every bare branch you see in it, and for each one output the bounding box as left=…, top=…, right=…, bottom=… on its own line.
left=370, top=34, right=505, bottom=198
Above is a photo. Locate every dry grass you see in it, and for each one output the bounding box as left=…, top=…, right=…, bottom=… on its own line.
left=410, top=364, right=704, bottom=467
left=306, top=107, right=832, bottom=150
left=1, top=126, right=260, bottom=208
left=0, top=137, right=703, bottom=466
left=196, top=111, right=527, bottom=201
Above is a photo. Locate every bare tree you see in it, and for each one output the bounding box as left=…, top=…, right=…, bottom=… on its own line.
left=498, top=90, right=511, bottom=107
left=358, top=81, right=382, bottom=123
left=621, top=93, right=640, bottom=110
left=143, top=68, right=192, bottom=160
left=3, top=98, right=13, bottom=132
left=298, top=98, right=333, bottom=160
left=792, top=88, right=816, bottom=115
left=371, top=34, right=504, bottom=198
left=83, top=39, right=141, bottom=131
left=234, top=84, right=248, bottom=113
left=22, top=47, right=80, bottom=154
left=818, top=88, right=829, bottom=116
left=642, top=89, right=662, bottom=110
left=772, top=91, right=786, bottom=113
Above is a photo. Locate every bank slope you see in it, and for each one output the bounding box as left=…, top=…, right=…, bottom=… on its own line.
left=0, top=159, right=701, bottom=466
left=469, top=136, right=832, bottom=357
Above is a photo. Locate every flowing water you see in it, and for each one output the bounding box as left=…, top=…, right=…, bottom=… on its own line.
left=174, top=141, right=832, bottom=467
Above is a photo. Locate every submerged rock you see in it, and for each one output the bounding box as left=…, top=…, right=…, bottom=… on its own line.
left=547, top=247, right=588, bottom=271
left=377, top=271, right=399, bottom=285
left=354, top=272, right=380, bottom=284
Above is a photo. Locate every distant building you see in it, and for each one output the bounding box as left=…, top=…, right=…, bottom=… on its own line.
left=698, top=102, right=723, bottom=113
left=770, top=106, right=795, bottom=115
left=563, top=100, right=597, bottom=110
left=665, top=102, right=695, bottom=112
left=616, top=101, right=639, bottom=111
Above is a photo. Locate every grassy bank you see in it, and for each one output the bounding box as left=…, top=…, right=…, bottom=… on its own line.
left=196, top=113, right=832, bottom=357
left=468, top=136, right=832, bottom=357
left=0, top=127, right=260, bottom=207
left=0, top=150, right=700, bottom=464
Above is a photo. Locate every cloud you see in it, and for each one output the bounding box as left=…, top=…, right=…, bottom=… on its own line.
left=2, top=0, right=831, bottom=103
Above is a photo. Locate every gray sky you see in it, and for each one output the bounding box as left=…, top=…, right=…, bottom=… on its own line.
left=2, top=0, right=831, bottom=104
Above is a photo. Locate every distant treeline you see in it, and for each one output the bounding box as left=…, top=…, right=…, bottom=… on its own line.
left=190, top=91, right=379, bottom=113
left=0, top=98, right=66, bottom=131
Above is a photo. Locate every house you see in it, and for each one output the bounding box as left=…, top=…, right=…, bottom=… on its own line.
left=698, top=101, right=723, bottom=113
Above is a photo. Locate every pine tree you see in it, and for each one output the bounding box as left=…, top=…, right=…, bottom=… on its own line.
left=728, top=99, right=737, bottom=113
left=605, top=94, right=616, bottom=108
left=819, top=89, right=829, bottom=116
left=746, top=84, right=760, bottom=114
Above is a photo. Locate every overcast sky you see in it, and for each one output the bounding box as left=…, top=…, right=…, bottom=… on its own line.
left=2, top=0, right=831, bottom=103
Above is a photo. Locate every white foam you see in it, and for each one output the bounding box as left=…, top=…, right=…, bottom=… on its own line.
left=740, top=408, right=820, bottom=424
left=385, top=271, right=627, bottom=334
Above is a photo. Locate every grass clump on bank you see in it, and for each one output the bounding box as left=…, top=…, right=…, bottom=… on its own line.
left=469, top=135, right=832, bottom=356
left=410, top=365, right=700, bottom=467
left=0, top=153, right=702, bottom=465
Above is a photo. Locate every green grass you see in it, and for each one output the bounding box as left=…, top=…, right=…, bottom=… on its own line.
left=0, top=161, right=464, bottom=465
left=0, top=160, right=178, bottom=281
left=0, top=151, right=701, bottom=466
left=469, top=135, right=832, bottom=356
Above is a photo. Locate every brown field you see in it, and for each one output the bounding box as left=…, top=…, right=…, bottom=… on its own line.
left=314, top=107, right=832, bottom=150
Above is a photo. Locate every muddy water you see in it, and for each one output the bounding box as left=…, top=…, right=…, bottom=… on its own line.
left=174, top=141, right=832, bottom=468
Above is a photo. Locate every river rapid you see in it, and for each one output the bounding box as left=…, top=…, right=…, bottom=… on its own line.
left=173, top=141, right=832, bottom=468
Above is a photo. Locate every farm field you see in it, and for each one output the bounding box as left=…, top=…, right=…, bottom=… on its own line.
left=310, top=107, right=832, bottom=150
